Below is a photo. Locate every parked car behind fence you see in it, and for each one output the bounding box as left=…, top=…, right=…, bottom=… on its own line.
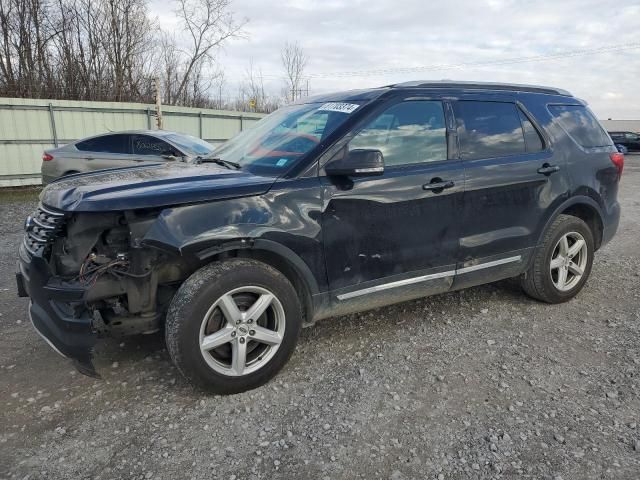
left=41, top=130, right=215, bottom=184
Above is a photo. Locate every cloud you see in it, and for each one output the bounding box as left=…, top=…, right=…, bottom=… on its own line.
left=151, top=0, right=640, bottom=119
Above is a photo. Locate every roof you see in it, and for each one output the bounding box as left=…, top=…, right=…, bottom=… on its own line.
left=294, top=88, right=390, bottom=105
left=298, top=81, right=572, bottom=105
left=387, top=80, right=572, bottom=96
left=72, top=129, right=188, bottom=141
left=96, top=129, right=179, bottom=137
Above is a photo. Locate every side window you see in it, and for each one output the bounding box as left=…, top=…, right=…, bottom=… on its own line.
left=518, top=108, right=544, bottom=152
left=625, top=132, right=639, bottom=140
left=349, top=100, right=447, bottom=166
left=453, top=101, right=525, bottom=160
left=547, top=105, right=611, bottom=148
left=132, top=135, right=176, bottom=156
left=76, top=134, right=129, bottom=154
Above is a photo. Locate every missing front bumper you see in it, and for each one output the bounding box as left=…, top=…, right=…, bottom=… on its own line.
left=17, top=255, right=100, bottom=378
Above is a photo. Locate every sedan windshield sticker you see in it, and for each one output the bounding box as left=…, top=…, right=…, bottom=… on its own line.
left=318, top=102, right=360, bottom=114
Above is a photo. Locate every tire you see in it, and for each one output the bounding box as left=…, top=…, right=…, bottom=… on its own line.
left=521, top=214, right=594, bottom=303
left=165, top=258, right=302, bottom=394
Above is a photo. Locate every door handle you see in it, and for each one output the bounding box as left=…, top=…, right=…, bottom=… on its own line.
left=423, top=179, right=455, bottom=192
left=537, top=164, right=560, bottom=176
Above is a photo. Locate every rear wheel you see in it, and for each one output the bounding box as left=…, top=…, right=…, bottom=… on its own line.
left=165, top=259, right=302, bottom=394
left=521, top=214, right=594, bottom=303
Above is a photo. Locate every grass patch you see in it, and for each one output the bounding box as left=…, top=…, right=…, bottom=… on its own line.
left=0, top=186, right=41, bottom=204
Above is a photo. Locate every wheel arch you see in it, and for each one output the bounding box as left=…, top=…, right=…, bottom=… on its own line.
left=538, top=196, right=604, bottom=251
left=194, top=239, right=319, bottom=325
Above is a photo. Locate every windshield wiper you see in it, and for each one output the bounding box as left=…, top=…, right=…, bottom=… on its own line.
left=197, top=157, right=241, bottom=170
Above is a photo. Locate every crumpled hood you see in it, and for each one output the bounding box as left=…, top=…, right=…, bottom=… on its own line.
left=40, top=162, right=277, bottom=212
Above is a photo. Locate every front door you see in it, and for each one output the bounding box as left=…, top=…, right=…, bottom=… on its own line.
left=321, top=98, right=464, bottom=310
left=451, top=98, right=569, bottom=289
left=130, top=134, right=181, bottom=162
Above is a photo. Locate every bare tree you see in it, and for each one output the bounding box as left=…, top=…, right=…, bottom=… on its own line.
left=0, top=0, right=56, bottom=97
left=281, top=40, right=307, bottom=102
left=158, top=31, right=181, bottom=105
left=171, top=0, right=245, bottom=104
left=0, top=0, right=250, bottom=109
left=211, top=69, right=225, bottom=109
left=101, top=0, right=156, bottom=101
left=236, top=60, right=281, bottom=113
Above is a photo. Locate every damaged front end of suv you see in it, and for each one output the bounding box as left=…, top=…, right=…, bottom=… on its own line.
left=18, top=203, right=195, bottom=376
left=16, top=162, right=277, bottom=376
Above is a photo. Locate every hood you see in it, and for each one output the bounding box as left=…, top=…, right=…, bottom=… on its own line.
left=40, top=162, right=277, bottom=212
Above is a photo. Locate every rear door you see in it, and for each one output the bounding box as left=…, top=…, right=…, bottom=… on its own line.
left=320, top=96, right=464, bottom=309
left=452, top=98, right=569, bottom=289
left=74, top=134, right=136, bottom=171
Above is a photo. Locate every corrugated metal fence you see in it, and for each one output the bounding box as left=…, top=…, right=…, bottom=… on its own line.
left=2, top=97, right=637, bottom=188
left=0, top=98, right=264, bottom=187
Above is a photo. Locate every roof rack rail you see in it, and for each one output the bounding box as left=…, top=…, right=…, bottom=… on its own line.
left=386, top=80, right=572, bottom=96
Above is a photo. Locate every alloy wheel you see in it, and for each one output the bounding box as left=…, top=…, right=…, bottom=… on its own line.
left=549, top=231, right=588, bottom=292
left=198, top=286, right=285, bottom=376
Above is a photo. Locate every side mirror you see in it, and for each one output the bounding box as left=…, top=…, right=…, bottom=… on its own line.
left=161, top=154, right=178, bottom=161
left=325, top=149, right=385, bottom=177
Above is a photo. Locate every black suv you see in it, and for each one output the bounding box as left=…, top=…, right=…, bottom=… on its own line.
left=17, top=81, right=623, bottom=393
left=608, top=131, right=640, bottom=152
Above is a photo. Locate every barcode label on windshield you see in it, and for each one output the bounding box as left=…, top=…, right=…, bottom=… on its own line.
left=318, top=102, right=359, bottom=114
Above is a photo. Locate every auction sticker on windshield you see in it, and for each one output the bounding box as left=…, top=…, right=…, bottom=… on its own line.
left=318, top=102, right=360, bottom=114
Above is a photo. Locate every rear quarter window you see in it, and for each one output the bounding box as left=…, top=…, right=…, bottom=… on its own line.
left=548, top=105, right=612, bottom=148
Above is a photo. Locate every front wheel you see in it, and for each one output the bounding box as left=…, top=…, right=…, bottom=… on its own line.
left=521, top=214, right=594, bottom=303
left=166, top=259, right=302, bottom=394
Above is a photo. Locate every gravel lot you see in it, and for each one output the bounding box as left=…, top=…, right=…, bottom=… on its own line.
left=1, top=157, right=639, bottom=480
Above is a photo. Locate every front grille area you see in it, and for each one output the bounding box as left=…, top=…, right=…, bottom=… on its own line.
left=23, top=204, right=67, bottom=257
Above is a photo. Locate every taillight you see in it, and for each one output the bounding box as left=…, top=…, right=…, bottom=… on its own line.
left=42, top=153, right=54, bottom=162
left=610, top=152, right=624, bottom=176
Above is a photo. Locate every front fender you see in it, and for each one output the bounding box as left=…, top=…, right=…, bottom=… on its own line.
left=141, top=179, right=326, bottom=292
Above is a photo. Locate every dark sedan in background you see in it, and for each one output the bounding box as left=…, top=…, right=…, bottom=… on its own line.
left=608, top=131, right=640, bottom=152
left=41, top=130, right=215, bottom=184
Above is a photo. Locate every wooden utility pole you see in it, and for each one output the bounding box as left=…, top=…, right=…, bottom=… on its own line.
left=152, top=77, right=163, bottom=129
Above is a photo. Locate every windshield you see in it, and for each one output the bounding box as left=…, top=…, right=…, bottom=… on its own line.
left=166, top=133, right=215, bottom=156
left=208, top=101, right=362, bottom=175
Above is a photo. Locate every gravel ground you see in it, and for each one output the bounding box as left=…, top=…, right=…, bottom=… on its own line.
left=1, top=158, right=639, bottom=480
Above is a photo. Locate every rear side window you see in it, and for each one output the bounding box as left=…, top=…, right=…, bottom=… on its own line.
left=548, top=105, right=611, bottom=148
left=76, top=134, right=129, bottom=154
left=453, top=101, right=525, bottom=160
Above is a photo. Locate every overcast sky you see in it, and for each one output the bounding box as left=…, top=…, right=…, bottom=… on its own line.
left=153, top=0, right=640, bottom=119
